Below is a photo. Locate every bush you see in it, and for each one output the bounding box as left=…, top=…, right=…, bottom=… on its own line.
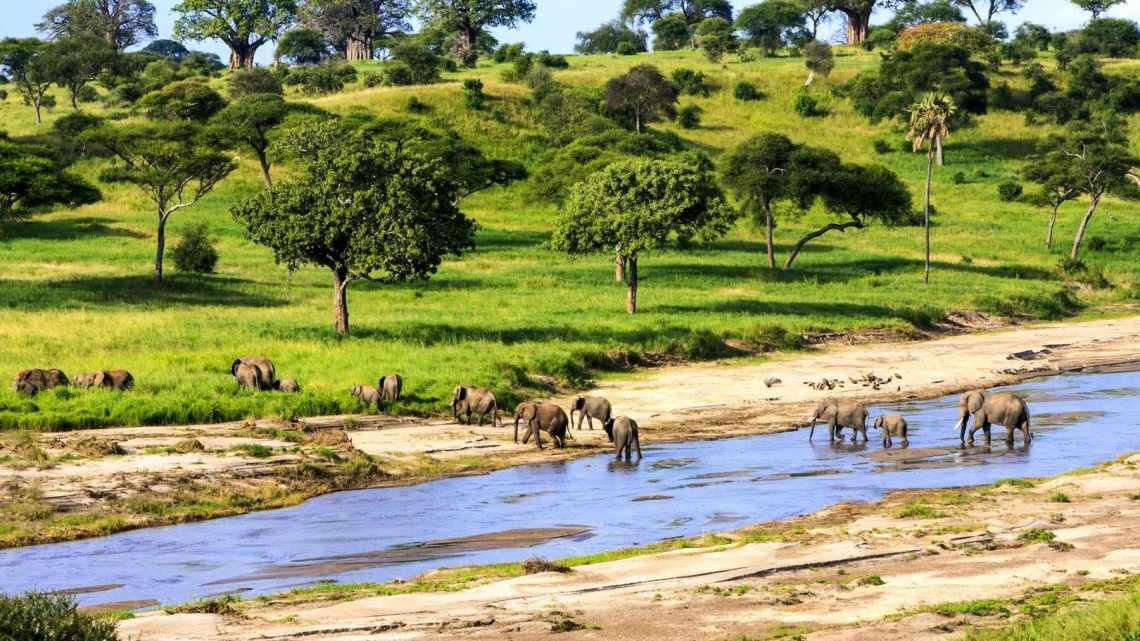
left=1087, top=236, right=1108, bottom=251
left=677, top=104, right=702, bottom=129
left=405, top=96, right=431, bottom=113
left=391, top=43, right=442, bottom=84
left=228, top=68, right=282, bottom=99
left=0, top=88, right=7, bottom=101
left=363, top=71, right=383, bottom=88
left=493, top=42, right=526, bottom=63
left=138, top=79, right=226, bottom=121
left=172, top=223, right=218, bottom=274
left=284, top=64, right=357, bottom=95
left=524, top=65, right=554, bottom=91
left=734, top=81, right=763, bottom=101
left=794, top=91, right=822, bottom=117
left=872, top=138, right=893, bottom=154
left=536, top=51, right=569, bottom=69
left=0, top=592, right=118, bottom=641
left=108, top=81, right=144, bottom=106
left=53, top=112, right=104, bottom=138
left=76, top=85, right=100, bottom=103
left=1074, top=18, right=1140, bottom=58
left=672, top=68, right=709, bottom=96
left=897, top=22, right=992, bottom=53
left=381, top=62, right=414, bottom=86
left=463, top=78, right=485, bottom=109
left=617, top=40, right=638, bottom=55
left=953, top=171, right=968, bottom=184
left=998, top=180, right=1023, bottom=201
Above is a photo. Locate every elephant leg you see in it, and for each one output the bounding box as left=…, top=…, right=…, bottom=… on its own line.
left=634, top=435, right=642, bottom=460
left=982, top=423, right=992, bottom=446
left=577, top=412, right=584, bottom=431
left=533, top=423, right=544, bottom=450
left=829, top=418, right=839, bottom=442
left=586, top=415, right=594, bottom=431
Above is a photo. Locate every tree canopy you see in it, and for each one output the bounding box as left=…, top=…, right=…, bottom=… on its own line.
left=276, top=27, right=332, bottom=64
left=0, top=38, right=56, bottom=125
left=210, top=94, right=321, bottom=187
left=299, top=0, right=412, bottom=60
left=38, top=0, right=158, bottom=51
left=845, top=43, right=988, bottom=123
left=1070, top=0, right=1125, bottom=19
left=40, top=36, right=123, bottom=109
left=949, top=0, right=1023, bottom=26
left=0, top=133, right=100, bottom=229
left=603, top=64, right=679, bottom=133
left=575, top=20, right=648, bottom=54
left=736, top=0, right=808, bottom=56
left=173, top=0, right=298, bottom=69
left=415, top=0, right=537, bottom=67
left=622, top=0, right=733, bottom=27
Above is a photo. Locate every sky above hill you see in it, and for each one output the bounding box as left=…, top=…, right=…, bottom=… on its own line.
left=4, top=0, right=1140, bottom=65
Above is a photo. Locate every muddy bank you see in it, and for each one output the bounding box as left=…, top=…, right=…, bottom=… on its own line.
left=1, top=315, right=1139, bottom=550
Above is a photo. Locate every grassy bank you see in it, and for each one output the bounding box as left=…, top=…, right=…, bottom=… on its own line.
left=2, top=47, right=1138, bottom=429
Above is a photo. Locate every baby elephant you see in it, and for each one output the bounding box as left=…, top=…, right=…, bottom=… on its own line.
left=378, top=374, right=403, bottom=402
left=351, top=385, right=382, bottom=410
left=514, top=402, right=571, bottom=449
left=604, top=416, right=642, bottom=461
left=569, top=396, right=612, bottom=431
left=874, top=415, right=909, bottom=448
left=74, top=370, right=134, bottom=391
left=275, top=379, right=301, bottom=393
left=230, top=357, right=276, bottom=391
left=13, top=368, right=69, bottom=397
left=452, top=386, right=500, bottom=427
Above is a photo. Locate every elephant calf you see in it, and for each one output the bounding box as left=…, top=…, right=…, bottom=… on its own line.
left=74, top=370, right=134, bottom=391
left=514, top=402, right=571, bottom=450
left=14, top=368, right=69, bottom=397
left=452, top=386, right=500, bottom=427
left=809, top=398, right=869, bottom=443
left=231, top=357, right=276, bottom=391
left=351, top=385, right=382, bottom=410
left=378, top=374, right=403, bottom=402
left=874, top=415, right=909, bottom=448
left=569, top=395, right=612, bottom=431
left=275, top=379, right=301, bottom=393
left=604, top=416, right=642, bottom=461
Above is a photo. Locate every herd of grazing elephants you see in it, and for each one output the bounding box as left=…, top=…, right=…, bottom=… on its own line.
left=12, top=358, right=1032, bottom=458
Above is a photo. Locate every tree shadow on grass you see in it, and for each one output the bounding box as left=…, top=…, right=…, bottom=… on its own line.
left=8, top=217, right=149, bottom=241
left=473, top=228, right=552, bottom=251
left=954, top=137, right=1040, bottom=161
left=0, top=275, right=287, bottom=311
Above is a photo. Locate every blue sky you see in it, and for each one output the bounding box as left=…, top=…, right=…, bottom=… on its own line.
left=3, top=0, right=1140, bottom=64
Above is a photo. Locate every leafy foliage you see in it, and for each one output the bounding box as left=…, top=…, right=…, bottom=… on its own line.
left=228, top=67, right=283, bottom=98
left=575, top=19, right=648, bottom=54
left=694, top=17, right=735, bottom=61
left=172, top=222, right=219, bottom=273
left=603, top=64, right=678, bottom=132
left=173, top=0, right=299, bottom=69
left=0, top=133, right=100, bottom=227
left=896, top=21, right=992, bottom=52
left=37, top=0, right=158, bottom=51
left=527, top=128, right=684, bottom=204
left=844, top=43, right=988, bottom=123
left=284, top=62, right=357, bottom=94
left=276, top=26, right=332, bottom=64
left=736, top=0, right=807, bottom=55
left=0, top=592, right=119, bottom=641
left=139, top=78, right=227, bottom=121
left=415, top=0, right=538, bottom=67
left=0, top=38, right=56, bottom=124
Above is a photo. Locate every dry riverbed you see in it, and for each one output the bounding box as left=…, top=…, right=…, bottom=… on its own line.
left=3, top=313, right=1140, bottom=549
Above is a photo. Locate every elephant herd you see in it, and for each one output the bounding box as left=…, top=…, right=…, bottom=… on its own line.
left=809, top=390, right=1032, bottom=448
left=14, top=367, right=134, bottom=396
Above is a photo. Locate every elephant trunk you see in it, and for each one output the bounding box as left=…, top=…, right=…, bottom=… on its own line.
left=809, top=418, right=817, bottom=441
left=955, top=413, right=968, bottom=442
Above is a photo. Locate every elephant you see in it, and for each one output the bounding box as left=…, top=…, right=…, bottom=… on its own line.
left=452, top=386, right=500, bottom=426
left=513, top=402, right=571, bottom=449
left=956, top=391, right=1031, bottom=446
left=75, top=370, right=134, bottom=391
left=275, top=378, right=301, bottom=393
left=874, top=415, right=909, bottom=448
left=603, top=416, right=642, bottom=461
left=809, top=398, right=869, bottom=442
left=351, top=385, right=382, bottom=409
left=234, top=363, right=264, bottom=391
left=378, top=374, right=403, bottom=402
left=230, top=357, right=276, bottom=391
left=569, top=396, right=612, bottom=431
left=14, top=369, right=69, bottom=396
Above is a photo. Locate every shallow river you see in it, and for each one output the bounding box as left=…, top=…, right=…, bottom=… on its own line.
left=3, top=371, right=1139, bottom=608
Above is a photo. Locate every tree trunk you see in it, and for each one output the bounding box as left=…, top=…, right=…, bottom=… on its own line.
left=924, top=151, right=933, bottom=284
left=229, top=42, right=258, bottom=70
left=33, top=96, right=43, bottom=125
left=1046, top=203, right=1059, bottom=249
left=625, top=256, right=638, bottom=314
left=764, top=206, right=775, bottom=269
left=935, top=135, right=944, bottom=167
left=614, top=251, right=625, bottom=283
left=453, top=26, right=479, bottom=68
left=841, top=9, right=871, bottom=44
left=634, top=111, right=641, bottom=134
left=332, top=269, right=350, bottom=335
left=70, top=89, right=79, bottom=110
left=346, top=33, right=373, bottom=61
left=154, top=213, right=167, bottom=284
left=784, top=220, right=865, bottom=269
left=1071, top=193, right=1101, bottom=261
left=257, top=150, right=273, bottom=189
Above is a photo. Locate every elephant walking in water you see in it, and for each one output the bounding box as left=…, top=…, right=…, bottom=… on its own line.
left=604, top=416, right=641, bottom=461
left=809, top=398, right=869, bottom=442
left=956, top=390, right=1031, bottom=446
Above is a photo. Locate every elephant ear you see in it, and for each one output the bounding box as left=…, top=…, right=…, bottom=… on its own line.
left=967, top=392, right=984, bottom=413
left=93, top=371, right=107, bottom=387
left=231, top=359, right=242, bottom=376
left=379, top=376, right=386, bottom=390
left=455, top=387, right=467, bottom=401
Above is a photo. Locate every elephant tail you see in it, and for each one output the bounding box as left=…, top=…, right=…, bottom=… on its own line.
left=1021, top=399, right=1032, bottom=439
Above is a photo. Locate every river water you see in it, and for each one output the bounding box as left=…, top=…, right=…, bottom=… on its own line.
left=2, top=371, right=1138, bottom=608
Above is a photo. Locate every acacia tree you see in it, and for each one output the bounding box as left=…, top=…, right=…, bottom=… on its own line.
left=1023, top=153, right=1081, bottom=249
left=949, top=0, right=1023, bottom=26
left=906, top=92, right=956, bottom=284
left=231, top=120, right=478, bottom=334
left=0, top=134, right=100, bottom=230
left=85, top=122, right=235, bottom=283
left=552, top=157, right=735, bottom=314
left=721, top=133, right=798, bottom=269
left=211, top=95, right=303, bottom=188
left=622, top=0, right=733, bottom=26
left=736, top=0, right=808, bottom=56
left=0, top=39, right=57, bottom=126
left=42, top=36, right=122, bottom=109
left=38, top=0, right=158, bottom=51
left=300, top=0, right=412, bottom=60
left=174, top=0, right=298, bottom=70
left=416, top=0, right=536, bottom=67
left=800, top=0, right=832, bottom=39
left=603, top=64, right=678, bottom=133
left=1071, top=0, right=1124, bottom=19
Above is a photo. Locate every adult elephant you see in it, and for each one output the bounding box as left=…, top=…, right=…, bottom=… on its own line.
left=514, top=402, right=572, bottom=449
left=14, top=369, right=69, bottom=396
left=604, top=416, right=642, bottom=461
left=234, top=363, right=264, bottom=391
left=569, top=396, right=612, bottom=431
left=956, top=391, right=1031, bottom=446
left=809, top=398, right=869, bottom=442
left=231, top=357, right=276, bottom=391
left=452, top=386, right=500, bottom=426
left=85, top=370, right=134, bottom=391
left=378, top=374, right=403, bottom=402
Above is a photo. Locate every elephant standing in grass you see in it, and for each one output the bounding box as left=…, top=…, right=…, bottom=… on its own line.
left=956, top=391, right=1031, bottom=446
left=513, top=402, right=571, bottom=449
left=14, top=369, right=69, bottom=396
left=75, top=370, right=134, bottom=391
left=604, top=416, right=642, bottom=461
left=874, top=415, right=909, bottom=448
left=378, top=374, right=403, bottom=402
left=809, top=398, right=869, bottom=442
left=351, top=385, right=382, bottom=409
left=234, top=363, right=265, bottom=391
left=276, top=379, right=301, bottom=393
left=452, top=386, right=500, bottom=426
left=231, top=357, right=276, bottom=391
left=569, top=396, right=612, bottom=431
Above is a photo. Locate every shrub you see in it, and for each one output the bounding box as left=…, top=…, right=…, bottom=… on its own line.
left=524, top=65, right=554, bottom=91
left=617, top=40, right=638, bottom=55
left=77, top=85, right=100, bottom=103
left=998, top=180, right=1023, bottom=201
left=493, top=42, right=526, bottom=63
left=463, top=78, right=485, bottom=109
left=677, top=104, right=702, bottom=129
left=536, top=51, right=569, bottom=69
left=672, top=68, right=709, bottom=96
left=872, top=138, right=893, bottom=154
left=284, top=64, right=357, bottom=95
left=382, top=62, right=414, bottom=86
left=0, top=592, right=118, bottom=641
left=363, top=72, right=383, bottom=88
left=53, top=112, right=104, bottom=138
left=138, top=79, right=226, bottom=121
left=108, top=81, right=144, bottom=106
left=405, top=96, right=431, bottom=113
left=1074, top=18, right=1140, bottom=58
left=897, top=22, right=992, bottom=53
left=734, top=81, right=762, bottom=101
left=953, top=171, right=968, bottom=184
left=865, top=26, right=897, bottom=51
left=391, top=43, right=442, bottom=84
left=228, top=68, right=282, bottom=99
left=172, top=223, right=218, bottom=274
left=0, top=88, right=7, bottom=101
left=794, top=91, right=822, bottom=117
left=1087, top=236, right=1108, bottom=251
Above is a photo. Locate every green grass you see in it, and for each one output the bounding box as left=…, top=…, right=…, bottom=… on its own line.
left=2, top=47, right=1139, bottom=429
left=1018, top=528, right=1058, bottom=543
left=965, top=590, right=1140, bottom=641
left=932, top=599, right=1012, bottom=618
left=895, top=501, right=945, bottom=519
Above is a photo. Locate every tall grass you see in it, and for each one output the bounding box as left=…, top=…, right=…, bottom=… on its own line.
left=1, top=48, right=1138, bottom=429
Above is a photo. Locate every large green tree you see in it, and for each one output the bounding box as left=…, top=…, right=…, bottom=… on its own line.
left=575, top=20, right=649, bottom=54
left=949, top=0, right=1023, bottom=26
left=299, top=0, right=412, bottom=60
left=38, top=0, right=158, bottom=51
left=552, top=156, right=735, bottom=314
left=622, top=0, right=733, bottom=26
left=210, top=94, right=315, bottom=188
left=85, top=122, right=236, bottom=283
left=1023, top=149, right=1082, bottom=249
left=603, top=64, right=678, bottom=133
left=173, top=0, right=298, bottom=69
left=736, top=0, right=807, bottom=56
left=1070, top=0, right=1124, bottom=19
left=0, top=39, right=56, bottom=125
left=41, top=36, right=123, bottom=109
left=0, top=133, right=100, bottom=230
left=415, top=0, right=536, bottom=67
left=232, top=119, right=480, bottom=334
left=721, top=133, right=797, bottom=269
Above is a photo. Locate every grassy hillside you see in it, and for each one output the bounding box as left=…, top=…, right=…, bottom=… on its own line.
left=1, top=47, right=1138, bottom=429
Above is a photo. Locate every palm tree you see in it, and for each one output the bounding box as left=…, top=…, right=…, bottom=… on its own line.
left=906, top=93, right=957, bottom=285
